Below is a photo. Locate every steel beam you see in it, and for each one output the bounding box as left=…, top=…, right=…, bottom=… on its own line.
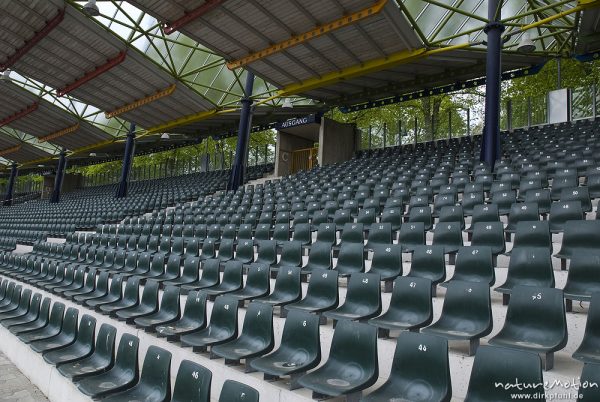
left=227, top=0, right=388, bottom=70
left=227, top=72, right=254, bottom=191
left=50, top=150, right=66, bottom=203
left=0, top=103, right=39, bottom=128
left=3, top=163, right=17, bottom=206
left=105, top=84, right=176, bottom=118
left=57, top=51, right=126, bottom=97
left=39, top=123, right=80, bottom=143
left=0, top=8, right=65, bottom=71
left=163, top=0, right=227, bottom=34
left=116, top=123, right=136, bottom=198
left=0, top=145, right=21, bottom=157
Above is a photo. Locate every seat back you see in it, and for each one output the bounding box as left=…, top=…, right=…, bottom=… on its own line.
left=465, top=346, right=543, bottom=401
left=398, top=222, right=425, bottom=251
left=160, top=286, right=181, bottom=316
left=471, top=222, right=505, bottom=255
left=209, top=296, right=238, bottom=334
left=171, top=360, right=212, bottom=402
left=305, top=242, right=332, bottom=271
left=278, top=242, right=302, bottom=267
left=335, top=243, right=365, bottom=276
left=409, top=246, right=446, bottom=283
left=94, top=323, right=117, bottom=366
left=453, top=246, right=495, bottom=285
left=272, top=266, right=301, bottom=298
left=218, top=380, right=259, bottom=402
left=240, top=302, right=274, bottom=347
left=503, top=247, right=554, bottom=289
left=123, top=276, right=142, bottom=304
left=344, top=272, right=381, bottom=312
left=327, top=320, right=378, bottom=382
left=114, top=333, right=140, bottom=378
left=138, top=346, right=172, bottom=400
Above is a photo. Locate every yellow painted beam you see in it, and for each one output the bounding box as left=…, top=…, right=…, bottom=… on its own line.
left=521, top=0, right=600, bottom=31
left=38, top=123, right=80, bottom=143
left=145, top=108, right=237, bottom=135
left=0, top=145, right=21, bottom=157
left=276, top=43, right=475, bottom=96
left=226, top=0, right=389, bottom=70
left=105, top=84, right=177, bottom=119
left=67, top=139, right=116, bottom=157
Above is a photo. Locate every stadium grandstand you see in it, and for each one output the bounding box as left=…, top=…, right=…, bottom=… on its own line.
left=0, top=0, right=600, bottom=401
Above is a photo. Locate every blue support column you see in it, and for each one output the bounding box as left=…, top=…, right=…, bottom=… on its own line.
left=50, top=150, right=67, bottom=203
left=3, top=163, right=17, bottom=206
left=480, top=0, right=504, bottom=169
left=227, top=72, right=255, bottom=191
left=116, top=123, right=136, bottom=198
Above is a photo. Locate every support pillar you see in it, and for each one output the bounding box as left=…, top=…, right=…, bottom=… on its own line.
left=50, top=150, right=67, bottom=203
left=116, top=123, right=136, bottom=198
left=3, top=163, right=17, bottom=206
left=480, top=0, right=504, bottom=169
left=227, top=72, right=254, bottom=191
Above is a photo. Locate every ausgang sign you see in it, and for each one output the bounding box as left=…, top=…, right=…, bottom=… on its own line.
left=276, top=113, right=321, bottom=130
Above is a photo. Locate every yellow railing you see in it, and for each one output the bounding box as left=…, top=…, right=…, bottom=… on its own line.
left=290, top=147, right=318, bottom=174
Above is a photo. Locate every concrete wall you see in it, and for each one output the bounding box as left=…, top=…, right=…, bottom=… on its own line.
left=274, top=132, right=314, bottom=177
left=318, top=118, right=358, bottom=166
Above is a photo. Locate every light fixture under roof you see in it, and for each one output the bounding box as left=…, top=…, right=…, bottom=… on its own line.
left=282, top=98, right=293, bottom=108
left=89, top=152, right=97, bottom=157
left=0, top=69, right=11, bottom=81
left=37, top=164, right=44, bottom=168
left=161, top=133, right=170, bottom=140
left=82, top=0, right=100, bottom=16
left=517, top=31, right=536, bottom=53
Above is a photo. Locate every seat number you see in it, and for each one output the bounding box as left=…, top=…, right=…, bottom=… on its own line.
left=418, top=344, right=427, bottom=352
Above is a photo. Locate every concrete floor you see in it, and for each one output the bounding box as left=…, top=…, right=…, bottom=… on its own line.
left=0, top=352, right=48, bottom=402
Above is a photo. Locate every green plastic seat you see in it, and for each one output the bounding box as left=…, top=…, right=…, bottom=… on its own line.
left=98, top=276, right=141, bottom=315
left=134, top=285, right=181, bottom=331
left=251, top=240, right=277, bottom=267
left=489, top=286, right=567, bottom=370
left=315, top=223, right=337, bottom=247
left=368, top=244, right=402, bottom=292
left=407, top=245, right=446, bottom=296
left=204, top=261, right=243, bottom=300
left=30, top=306, right=79, bottom=353
left=218, top=380, right=259, bottom=402
left=271, top=241, right=302, bottom=273
left=0, top=287, right=29, bottom=320
left=495, top=247, right=554, bottom=305
left=464, top=346, right=543, bottom=402
left=43, top=314, right=96, bottom=365
left=297, top=320, right=378, bottom=400
left=156, top=290, right=207, bottom=341
left=470, top=221, right=505, bottom=256
left=285, top=268, right=338, bottom=319
left=505, top=202, right=540, bottom=235
left=235, top=239, right=255, bottom=264
left=335, top=242, right=365, bottom=277
left=152, top=254, right=182, bottom=283
left=579, top=363, right=600, bottom=401
left=508, top=220, right=551, bottom=255
left=444, top=246, right=495, bottom=287
left=362, top=332, right=451, bottom=402
left=561, top=186, right=592, bottom=212
left=555, top=220, right=600, bottom=268
left=199, top=238, right=216, bottom=260
left=211, top=301, right=274, bottom=369
left=74, top=270, right=109, bottom=304
left=76, top=333, right=139, bottom=399
left=368, top=276, right=433, bottom=338
left=57, top=323, right=116, bottom=381
left=53, top=266, right=85, bottom=296
left=250, top=310, right=321, bottom=389
left=180, top=295, right=238, bottom=353
left=163, top=256, right=200, bottom=287
left=2, top=292, right=42, bottom=329
left=171, top=360, right=212, bottom=402
left=228, top=264, right=270, bottom=303
left=43, top=265, right=72, bottom=292
left=300, top=242, right=332, bottom=274
left=572, top=292, right=600, bottom=364
left=339, top=223, right=364, bottom=246
left=399, top=222, right=425, bottom=253
left=422, top=281, right=492, bottom=355
left=115, top=279, right=159, bottom=323
left=273, top=223, right=291, bottom=245
left=9, top=297, right=50, bottom=335
left=323, top=272, right=381, bottom=326
left=18, top=301, right=65, bottom=343
left=140, top=252, right=168, bottom=281
left=180, top=259, right=220, bottom=294
left=101, top=346, right=171, bottom=402
left=563, top=255, right=600, bottom=311
left=549, top=201, right=583, bottom=233
left=438, top=205, right=465, bottom=230
left=256, top=266, right=301, bottom=314
left=432, top=221, right=464, bottom=255
left=86, top=273, right=123, bottom=311
left=292, top=223, right=312, bottom=246
left=408, top=206, right=433, bottom=231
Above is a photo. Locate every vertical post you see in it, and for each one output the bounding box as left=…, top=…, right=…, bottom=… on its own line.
left=557, top=57, right=562, bottom=89
left=264, top=144, right=268, bottom=164
left=593, top=84, right=597, bottom=119
left=480, top=0, right=504, bottom=169
left=467, top=108, right=471, bottom=136
left=527, top=97, right=532, bottom=127
left=3, top=163, right=17, bottom=206
left=430, top=113, right=435, bottom=142
left=414, top=116, right=418, bottom=145
left=227, top=72, right=254, bottom=191
left=116, top=122, right=136, bottom=198
left=50, top=150, right=67, bottom=203
left=383, top=122, right=387, bottom=148
left=397, top=120, right=402, bottom=146
left=448, top=109, right=452, bottom=139
left=368, top=125, right=372, bottom=151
